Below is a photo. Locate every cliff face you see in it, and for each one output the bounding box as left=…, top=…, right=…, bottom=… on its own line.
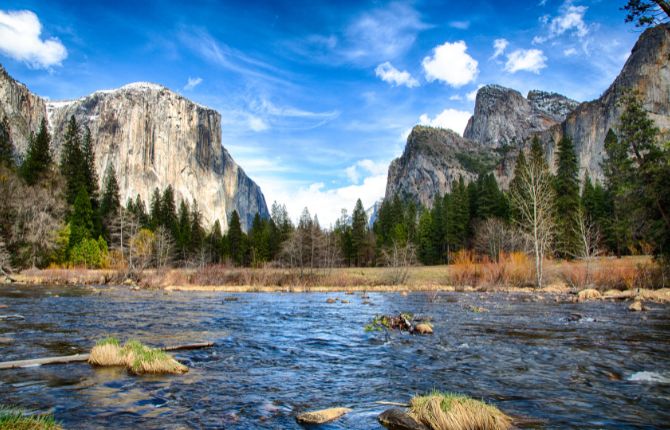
left=0, top=71, right=268, bottom=230
left=0, top=65, right=47, bottom=160
left=386, top=24, right=670, bottom=206
left=543, top=23, right=670, bottom=179
left=463, top=84, right=578, bottom=148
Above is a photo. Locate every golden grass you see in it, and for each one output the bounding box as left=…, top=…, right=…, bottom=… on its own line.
left=408, top=392, right=512, bottom=430
left=88, top=338, right=188, bottom=375
left=0, top=406, right=61, bottom=430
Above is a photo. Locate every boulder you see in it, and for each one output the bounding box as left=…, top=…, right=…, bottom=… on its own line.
left=326, top=298, right=337, bottom=304
left=577, top=288, right=602, bottom=302
left=629, top=300, right=646, bottom=312
left=296, top=407, right=351, bottom=424
left=378, top=408, right=429, bottom=430
left=414, top=323, right=433, bottom=335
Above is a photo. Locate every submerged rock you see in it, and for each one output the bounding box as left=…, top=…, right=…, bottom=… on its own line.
left=296, top=407, right=351, bottom=424
left=326, top=298, right=337, bottom=304
left=378, top=408, right=429, bottom=430
left=414, top=323, right=433, bottom=335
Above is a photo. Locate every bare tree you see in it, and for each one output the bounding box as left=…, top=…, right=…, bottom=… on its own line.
left=129, top=228, right=155, bottom=272
left=110, top=208, right=141, bottom=271
left=474, top=218, right=526, bottom=262
left=510, top=156, right=556, bottom=288
left=154, top=226, right=174, bottom=268
left=0, top=240, right=12, bottom=277
left=381, top=239, right=416, bottom=285
left=571, top=206, right=602, bottom=286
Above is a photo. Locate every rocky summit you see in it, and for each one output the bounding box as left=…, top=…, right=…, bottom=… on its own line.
left=0, top=68, right=268, bottom=230
left=386, top=24, right=670, bottom=207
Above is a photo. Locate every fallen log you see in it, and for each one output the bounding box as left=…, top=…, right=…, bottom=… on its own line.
left=0, top=341, right=214, bottom=370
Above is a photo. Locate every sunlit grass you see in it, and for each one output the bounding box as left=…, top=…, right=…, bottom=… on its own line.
left=0, top=406, right=61, bottom=430
left=408, top=391, right=512, bottom=430
left=88, top=338, right=187, bottom=375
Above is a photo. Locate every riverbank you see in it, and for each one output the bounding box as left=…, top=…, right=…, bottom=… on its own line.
left=7, top=256, right=669, bottom=302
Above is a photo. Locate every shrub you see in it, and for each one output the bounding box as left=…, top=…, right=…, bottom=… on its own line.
left=69, top=236, right=108, bottom=268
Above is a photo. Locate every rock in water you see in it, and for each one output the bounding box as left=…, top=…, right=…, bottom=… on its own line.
left=296, top=407, right=351, bottom=424
left=0, top=70, right=268, bottom=231
left=629, top=300, right=646, bottom=312
left=378, top=408, right=430, bottom=430
left=414, top=323, right=433, bottom=335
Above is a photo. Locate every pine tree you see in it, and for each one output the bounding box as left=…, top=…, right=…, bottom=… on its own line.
left=21, top=118, right=52, bottom=185
left=417, top=210, right=435, bottom=264
left=81, top=126, right=98, bottom=202
left=228, top=210, right=244, bottom=265
left=133, top=194, right=149, bottom=227
left=99, top=165, right=120, bottom=239
left=601, top=128, right=632, bottom=256
left=69, top=187, right=94, bottom=249
left=209, top=220, right=224, bottom=263
left=149, top=188, right=162, bottom=229
left=554, top=136, right=581, bottom=257
left=0, top=116, right=14, bottom=167
left=161, top=186, right=177, bottom=236
left=351, top=199, right=368, bottom=266
left=529, top=136, right=547, bottom=170
left=190, top=200, right=204, bottom=254
left=60, top=116, right=86, bottom=205
left=176, top=200, right=191, bottom=261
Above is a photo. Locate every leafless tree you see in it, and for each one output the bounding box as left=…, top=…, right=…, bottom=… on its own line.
left=572, top=206, right=602, bottom=286
left=474, top=218, right=527, bottom=262
left=510, top=156, right=556, bottom=288
left=110, top=208, right=141, bottom=271
left=381, top=239, right=416, bottom=285
left=0, top=241, right=12, bottom=277
left=129, top=228, right=155, bottom=272
left=153, top=226, right=174, bottom=268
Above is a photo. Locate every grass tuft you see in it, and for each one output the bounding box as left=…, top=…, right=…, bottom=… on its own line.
left=88, top=338, right=188, bottom=375
left=0, top=406, right=61, bottom=430
left=408, top=391, right=512, bottom=430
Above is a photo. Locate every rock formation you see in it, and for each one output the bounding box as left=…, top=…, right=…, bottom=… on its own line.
left=386, top=24, right=670, bottom=206
left=0, top=69, right=268, bottom=230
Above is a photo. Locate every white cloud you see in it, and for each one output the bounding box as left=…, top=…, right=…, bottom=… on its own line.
left=491, top=38, right=508, bottom=59
left=0, top=10, right=67, bottom=68
left=504, top=49, right=547, bottom=73
left=467, top=84, right=484, bottom=102
left=449, top=94, right=463, bottom=101
left=374, top=61, right=419, bottom=88
left=418, top=108, right=472, bottom=136
left=422, top=41, right=479, bottom=88
left=183, top=77, right=203, bottom=90
left=345, top=159, right=388, bottom=184
left=563, top=47, right=578, bottom=56
left=247, top=115, right=269, bottom=132
left=533, top=2, right=590, bottom=44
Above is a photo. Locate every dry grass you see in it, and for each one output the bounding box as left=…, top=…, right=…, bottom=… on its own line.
left=88, top=338, right=188, bottom=375
left=577, top=288, right=602, bottom=302
left=408, top=391, right=512, bottom=430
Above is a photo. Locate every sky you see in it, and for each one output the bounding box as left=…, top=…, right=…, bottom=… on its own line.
left=0, top=0, right=641, bottom=226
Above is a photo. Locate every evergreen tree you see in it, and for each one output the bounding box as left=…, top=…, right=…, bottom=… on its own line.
left=554, top=136, right=581, bottom=257
left=334, top=209, right=353, bottom=266
left=161, top=186, right=177, bottom=236
left=149, top=188, right=162, bottom=229
left=133, top=194, right=149, bottom=227
left=21, top=118, right=52, bottom=185
left=417, top=210, right=435, bottom=264
left=68, top=187, right=94, bottom=249
left=99, top=165, right=120, bottom=238
left=351, top=199, right=368, bottom=266
left=176, top=200, right=191, bottom=261
left=190, top=200, right=204, bottom=254
left=228, top=210, right=244, bottom=265
left=601, top=128, right=633, bottom=256
left=81, top=126, right=98, bottom=202
left=529, top=136, right=547, bottom=170
left=60, top=116, right=86, bottom=204
left=0, top=116, right=14, bottom=167
left=209, top=220, right=224, bottom=263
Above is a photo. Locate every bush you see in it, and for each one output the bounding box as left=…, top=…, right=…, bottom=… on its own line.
left=69, top=236, right=109, bottom=268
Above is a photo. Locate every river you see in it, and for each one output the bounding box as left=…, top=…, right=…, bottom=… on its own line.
left=1, top=285, right=669, bottom=429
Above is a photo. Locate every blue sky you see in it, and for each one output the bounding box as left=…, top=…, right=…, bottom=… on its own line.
left=0, top=0, right=639, bottom=225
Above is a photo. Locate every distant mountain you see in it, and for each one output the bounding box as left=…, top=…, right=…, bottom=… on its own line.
left=385, top=24, right=670, bottom=207
left=0, top=69, right=268, bottom=230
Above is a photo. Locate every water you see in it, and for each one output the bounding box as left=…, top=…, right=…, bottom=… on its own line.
left=1, top=285, right=669, bottom=429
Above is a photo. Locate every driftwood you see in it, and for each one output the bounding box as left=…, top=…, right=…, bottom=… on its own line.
left=0, top=341, right=214, bottom=370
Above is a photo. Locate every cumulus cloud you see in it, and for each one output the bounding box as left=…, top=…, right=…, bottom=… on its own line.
left=418, top=108, right=472, bottom=136
left=183, top=77, right=203, bottom=90
left=504, top=49, right=547, bottom=73
left=422, top=41, right=478, bottom=88
left=0, top=9, right=67, bottom=68
left=374, top=61, right=419, bottom=88
left=345, top=159, right=388, bottom=184
left=533, top=2, right=590, bottom=44
left=491, top=38, right=508, bottom=59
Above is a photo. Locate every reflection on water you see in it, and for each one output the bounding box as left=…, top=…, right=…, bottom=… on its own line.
left=1, top=285, right=669, bottom=429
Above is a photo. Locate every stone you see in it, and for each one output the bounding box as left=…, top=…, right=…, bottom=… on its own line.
left=577, top=288, right=602, bottom=302
left=629, top=300, right=645, bottom=312
left=414, top=323, right=433, bottom=335
left=326, top=298, right=337, bottom=304
left=378, top=408, right=429, bottom=430
left=0, top=68, right=268, bottom=231
left=296, top=407, right=351, bottom=424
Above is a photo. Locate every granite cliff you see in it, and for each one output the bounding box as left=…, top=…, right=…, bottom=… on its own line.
left=0, top=68, right=268, bottom=230
left=386, top=24, right=670, bottom=207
